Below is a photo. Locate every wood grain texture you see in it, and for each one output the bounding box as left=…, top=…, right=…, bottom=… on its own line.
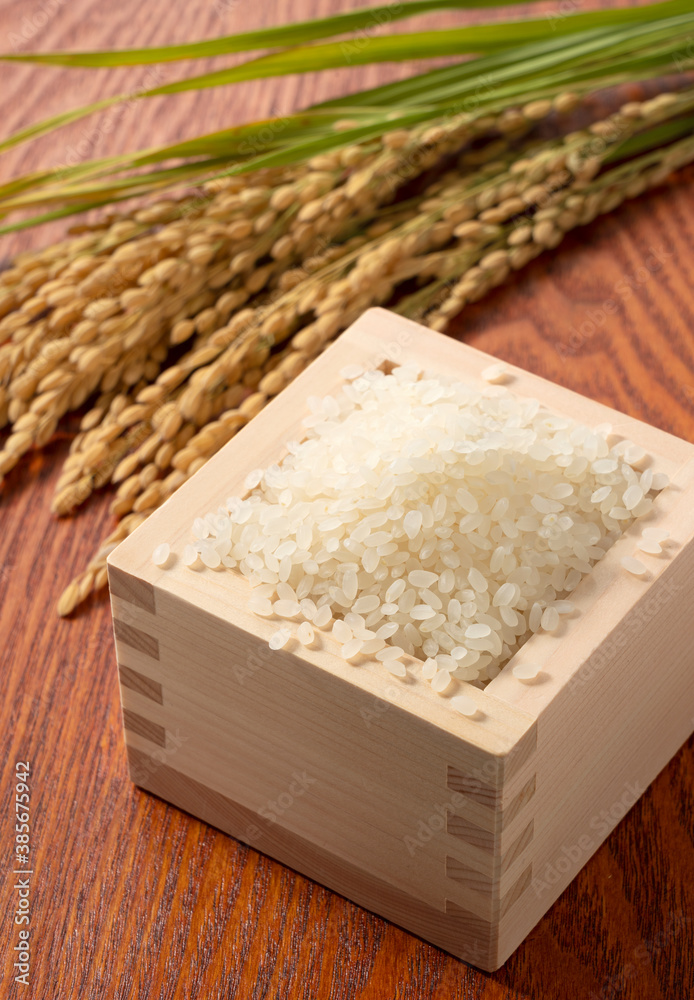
left=118, top=664, right=163, bottom=704
left=0, top=1, right=692, bottom=998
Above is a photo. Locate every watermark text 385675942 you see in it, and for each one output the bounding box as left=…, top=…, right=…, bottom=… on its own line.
left=12, top=760, right=32, bottom=987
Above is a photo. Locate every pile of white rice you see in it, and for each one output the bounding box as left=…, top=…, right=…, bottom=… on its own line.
left=182, top=364, right=665, bottom=691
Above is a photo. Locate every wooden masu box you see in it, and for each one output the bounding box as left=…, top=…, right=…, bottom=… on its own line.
left=107, top=308, right=694, bottom=970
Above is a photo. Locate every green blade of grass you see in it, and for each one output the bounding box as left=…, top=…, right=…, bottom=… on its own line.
left=1, top=5, right=690, bottom=159
left=0, top=197, right=132, bottom=235
left=0, top=94, right=131, bottom=156
left=0, top=107, right=383, bottom=205
left=315, top=10, right=694, bottom=108
left=0, top=0, right=531, bottom=67
left=2, top=9, right=692, bottom=229
left=0, top=0, right=687, bottom=69
left=394, top=24, right=693, bottom=111
left=605, top=115, right=694, bottom=163
left=96, top=4, right=694, bottom=100
left=0, top=157, right=239, bottom=212
left=311, top=16, right=693, bottom=124
left=0, top=40, right=681, bottom=222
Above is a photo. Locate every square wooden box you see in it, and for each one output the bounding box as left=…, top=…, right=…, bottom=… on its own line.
left=107, top=308, right=694, bottom=971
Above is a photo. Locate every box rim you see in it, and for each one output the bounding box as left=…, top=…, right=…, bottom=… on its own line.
left=107, top=307, right=694, bottom=735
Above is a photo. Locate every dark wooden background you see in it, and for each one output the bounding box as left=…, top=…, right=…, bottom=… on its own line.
left=1, top=1, right=692, bottom=997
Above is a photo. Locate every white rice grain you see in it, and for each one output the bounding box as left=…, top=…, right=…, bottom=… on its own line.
left=184, top=362, right=660, bottom=697
left=621, top=556, right=648, bottom=576
left=152, top=543, right=170, bottom=567
left=269, top=628, right=291, bottom=650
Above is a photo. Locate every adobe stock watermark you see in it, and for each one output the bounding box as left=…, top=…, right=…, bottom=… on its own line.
left=531, top=780, right=643, bottom=898
left=171, top=105, right=293, bottom=215
left=381, top=73, right=498, bottom=196
left=235, top=114, right=294, bottom=159
left=339, top=1, right=405, bottom=65
left=403, top=790, right=468, bottom=856
left=243, top=771, right=317, bottom=846
left=53, top=67, right=167, bottom=174
left=232, top=636, right=277, bottom=686
left=567, top=577, right=681, bottom=696
left=545, top=0, right=580, bottom=32
left=360, top=680, right=408, bottom=727
left=402, top=739, right=532, bottom=855
left=213, top=0, right=241, bottom=16
left=588, top=910, right=690, bottom=1000
left=129, top=727, right=191, bottom=785
left=673, top=36, right=694, bottom=74
left=555, top=244, right=674, bottom=363
left=11, top=760, right=32, bottom=987
left=232, top=103, right=293, bottom=160
left=366, top=324, right=414, bottom=374
left=7, top=0, right=67, bottom=52
left=35, top=625, right=114, bottom=711
left=257, top=771, right=317, bottom=824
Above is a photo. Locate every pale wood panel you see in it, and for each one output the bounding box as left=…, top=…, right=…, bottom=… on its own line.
left=109, top=306, right=694, bottom=969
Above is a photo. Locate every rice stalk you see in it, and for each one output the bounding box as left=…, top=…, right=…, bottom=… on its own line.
left=0, top=83, right=692, bottom=614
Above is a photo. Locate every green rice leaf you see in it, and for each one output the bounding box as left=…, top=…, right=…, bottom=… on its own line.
left=2, top=5, right=693, bottom=231
left=1, top=6, right=691, bottom=159
left=605, top=115, right=694, bottom=163
left=0, top=198, right=130, bottom=235
left=0, top=108, right=382, bottom=207
left=316, top=11, right=694, bottom=108
left=70, top=4, right=694, bottom=99
left=0, top=0, right=530, bottom=67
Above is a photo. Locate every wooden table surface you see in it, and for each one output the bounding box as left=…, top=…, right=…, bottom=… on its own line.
left=1, top=1, right=692, bottom=997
